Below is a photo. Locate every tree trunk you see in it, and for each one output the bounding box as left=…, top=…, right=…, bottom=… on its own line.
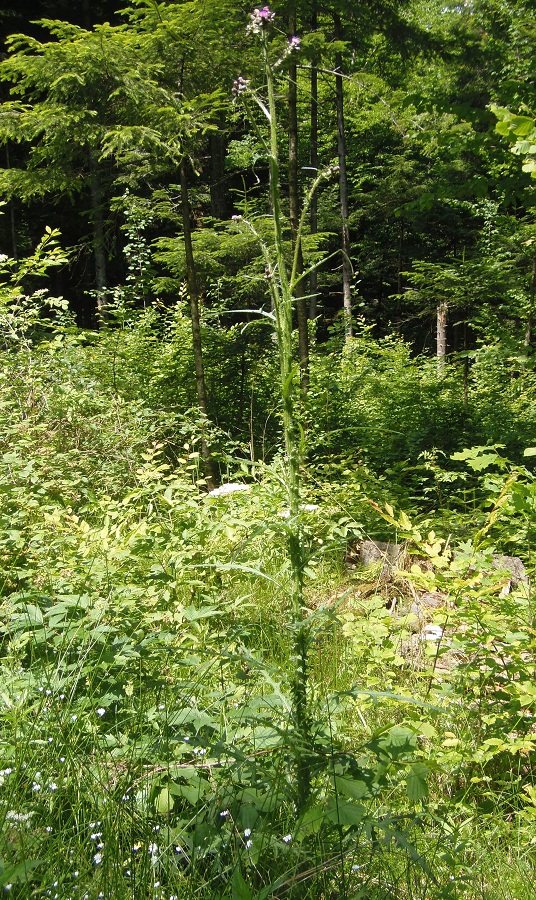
left=209, top=129, right=227, bottom=219
left=334, top=13, right=353, bottom=339
left=397, top=219, right=404, bottom=295
left=288, top=8, right=309, bottom=392
left=81, top=0, right=92, bottom=29
left=309, top=4, right=318, bottom=320
left=524, top=257, right=536, bottom=348
left=89, top=154, right=107, bottom=318
left=180, top=156, right=216, bottom=490
left=437, top=301, right=447, bottom=375
left=5, top=145, right=17, bottom=260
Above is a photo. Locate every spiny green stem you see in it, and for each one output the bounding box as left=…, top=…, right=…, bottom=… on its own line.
left=262, top=34, right=310, bottom=810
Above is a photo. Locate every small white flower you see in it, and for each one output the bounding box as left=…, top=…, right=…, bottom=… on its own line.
left=6, top=811, right=33, bottom=823
left=93, top=852, right=102, bottom=865
left=96, top=708, right=106, bottom=717
left=70, top=715, right=77, bottom=722
left=245, top=839, right=252, bottom=849
left=421, top=625, right=443, bottom=642
left=244, top=828, right=251, bottom=838
left=282, top=833, right=292, bottom=843
left=48, top=783, right=58, bottom=791
left=32, top=782, right=41, bottom=792
left=208, top=482, right=250, bottom=497
left=45, top=826, right=53, bottom=833
left=220, top=809, right=230, bottom=818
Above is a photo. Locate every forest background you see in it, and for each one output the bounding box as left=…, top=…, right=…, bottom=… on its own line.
left=1, top=0, right=536, bottom=898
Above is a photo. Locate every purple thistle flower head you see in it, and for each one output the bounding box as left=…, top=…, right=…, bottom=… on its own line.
left=247, top=5, right=276, bottom=35
left=232, top=76, right=250, bottom=95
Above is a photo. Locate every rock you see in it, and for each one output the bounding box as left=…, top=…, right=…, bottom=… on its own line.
left=490, top=554, right=528, bottom=595
left=345, top=540, right=406, bottom=575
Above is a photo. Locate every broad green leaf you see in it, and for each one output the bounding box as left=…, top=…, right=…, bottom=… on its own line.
left=155, top=787, right=174, bottom=814
left=0, top=859, right=41, bottom=887
left=406, top=763, right=429, bottom=802
left=326, top=800, right=366, bottom=827
left=297, top=804, right=325, bottom=836
left=333, top=776, right=370, bottom=800
left=232, top=869, right=253, bottom=900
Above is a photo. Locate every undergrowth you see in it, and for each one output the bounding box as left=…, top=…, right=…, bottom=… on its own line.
left=1, top=183, right=536, bottom=900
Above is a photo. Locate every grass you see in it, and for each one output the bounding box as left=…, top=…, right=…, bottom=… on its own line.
left=2, top=518, right=535, bottom=899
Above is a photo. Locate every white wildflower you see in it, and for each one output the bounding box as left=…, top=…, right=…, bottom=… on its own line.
left=421, top=625, right=443, bottom=642
left=208, top=482, right=250, bottom=497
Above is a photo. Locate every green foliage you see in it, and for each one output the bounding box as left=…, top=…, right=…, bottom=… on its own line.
left=3, top=2, right=536, bottom=897
left=492, top=105, right=536, bottom=177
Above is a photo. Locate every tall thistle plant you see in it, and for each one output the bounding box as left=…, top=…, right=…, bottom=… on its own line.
left=235, top=7, right=333, bottom=809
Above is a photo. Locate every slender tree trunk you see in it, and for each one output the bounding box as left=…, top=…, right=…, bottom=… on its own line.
left=397, top=219, right=404, bottom=295
left=5, top=145, right=17, bottom=260
left=463, top=319, right=469, bottom=408
left=288, top=8, right=309, bottom=392
left=524, top=257, right=536, bottom=348
left=209, top=129, right=227, bottom=219
left=334, top=13, right=353, bottom=338
left=437, top=301, right=447, bottom=375
left=309, top=4, right=318, bottom=320
left=180, top=157, right=216, bottom=490
left=89, top=154, right=107, bottom=318
left=81, top=0, right=92, bottom=29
